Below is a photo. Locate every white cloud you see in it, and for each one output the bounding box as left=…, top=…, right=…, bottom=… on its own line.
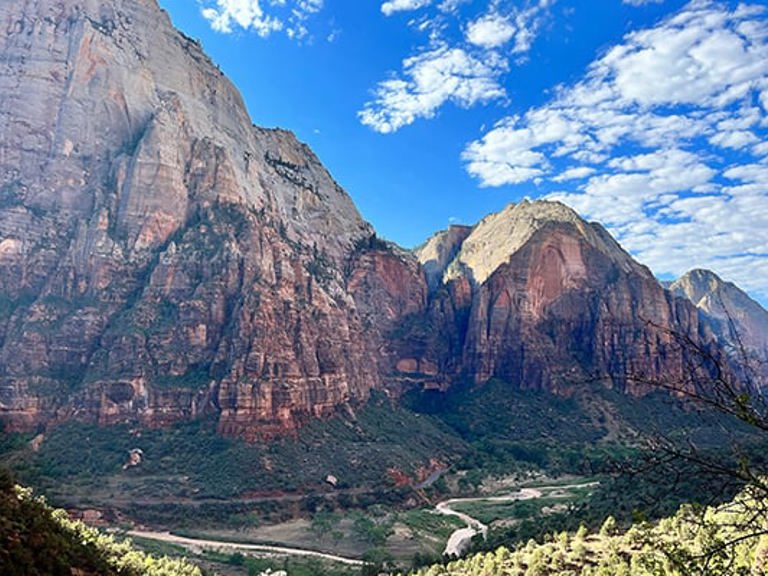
left=708, top=129, right=759, bottom=149
left=361, top=0, right=553, bottom=133
left=438, top=0, right=471, bottom=14
left=623, top=0, right=664, bottom=6
left=552, top=166, right=596, bottom=182
left=200, top=0, right=323, bottom=38
left=359, top=45, right=508, bottom=133
left=466, top=13, right=517, bottom=49
left=465, top=1, right=768, bottom=184
left=382, top=0, right=433, bottom=16
left=463, top=1, right=768, bottom=303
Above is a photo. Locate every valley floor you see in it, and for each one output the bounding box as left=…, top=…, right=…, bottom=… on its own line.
left=123, top=476, right=599, bottom=575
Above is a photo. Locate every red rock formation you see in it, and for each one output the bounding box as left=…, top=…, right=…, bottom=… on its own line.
left=670, top=269, right=768, bottom=381
left=0, top=0, right=752, bottom=441
left=0, top=0, right=418, bottom=438
left=411, top=201, right=718, bottom=397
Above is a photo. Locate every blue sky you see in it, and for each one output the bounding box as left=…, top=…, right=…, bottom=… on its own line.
left=158, top=0, right=768, bottom=305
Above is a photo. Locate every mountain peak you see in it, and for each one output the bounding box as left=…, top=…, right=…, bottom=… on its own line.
left=671, top=268, right=754, bottom=311
left=670, top=269, right=728, bottom=306
left=670, top=269, right=768, bottom=368
left=0, top=0, right=382, bottom=437
left=417, top=199, right=643, bottom=287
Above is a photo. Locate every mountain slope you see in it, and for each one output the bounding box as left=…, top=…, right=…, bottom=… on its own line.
left=407, top=200, right=715, bottom=394
left=0, top=469, right=201, bottom=575
left=0, top=0, right=749, bottom=442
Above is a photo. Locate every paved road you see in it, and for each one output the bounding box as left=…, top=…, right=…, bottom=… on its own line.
left=435, top=481, right=600, bottom=557
left=435, top=488, right=542, bottom=557
left=128, top=481, right=600, bottom=564
left=127, top=530, right=365, bottom=566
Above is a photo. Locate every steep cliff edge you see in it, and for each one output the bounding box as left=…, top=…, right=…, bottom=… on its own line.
left=0, top=0, right=749, bottom=440
left=0, top=0, right=421, bottom=438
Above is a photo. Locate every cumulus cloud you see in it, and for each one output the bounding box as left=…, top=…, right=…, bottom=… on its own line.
left=466, top=1, right=768, bottom=186
left=200, top=0, right=323, bottom=38
left=465, top=4, right=547, bottom=53
left=362, top=0, right=553, bottom=132
left=552, top=166, right=596, bottom=182
left=623, top=0, right=665, bottom=6
left=381, top=0, right=433, bottom=16
left=466, top=13, right=517, bottom=49
left=464, top=1, right=768, bottom=301
left=359, top=46, right=508, bottom=133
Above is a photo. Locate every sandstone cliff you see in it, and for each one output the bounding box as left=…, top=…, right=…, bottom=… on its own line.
left=669, top=269, right=768, bottom=385
left=0, top=0, right=420, bottom=438
left=407, top=200, right=716, bottom=395
left=0, top=0, right=749, bottom=439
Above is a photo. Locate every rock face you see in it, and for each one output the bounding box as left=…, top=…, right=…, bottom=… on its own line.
left=669, top=269, right=768, bottom=385
left=417, top=225, right=472, bottom=291
left=0, top=0, right=416, bottom=438
left=0, top=0, right=749, bottom=438
left=407, top=200, right=715, bottom=395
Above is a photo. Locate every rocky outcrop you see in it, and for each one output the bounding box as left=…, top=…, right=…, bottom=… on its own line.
left=417, top=225, right=472, bottom=291
left=0, top=0, right=751, bottom=439
left=0, top=0, right=417, bottom=438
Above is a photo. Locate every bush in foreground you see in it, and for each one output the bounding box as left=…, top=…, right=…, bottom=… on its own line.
left=0, top=468, right=201, bottom=576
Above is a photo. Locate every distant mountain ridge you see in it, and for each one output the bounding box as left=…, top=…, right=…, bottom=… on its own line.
left=420, top=200, right=646, bottom=287
left=0, top=0, right=763, bottom=439
left=669, top=269, right=768, bottom=383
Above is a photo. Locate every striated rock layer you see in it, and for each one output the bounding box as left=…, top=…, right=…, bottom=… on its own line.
left=0, top=0, right=419, bottom=438
left=670, top=269, right=768, bottom=387
left=408, top=200, right=719, bottom=396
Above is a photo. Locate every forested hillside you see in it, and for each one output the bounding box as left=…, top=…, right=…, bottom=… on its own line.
left=406, top=486, right=768, bottom=576
left=0, top=469, right=200, bottom=576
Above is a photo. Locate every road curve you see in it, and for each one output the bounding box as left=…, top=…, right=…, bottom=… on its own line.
left=127, top=530, right=365, bottom=566
left=435, top=481, right=599, bottom=558
left=435, top=487, right=542, bottom=557
left=128, top=482, right=600, bottom=564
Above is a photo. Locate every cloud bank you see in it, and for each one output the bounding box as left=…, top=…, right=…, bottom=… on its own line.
left=359, top=0, right=553, bottom=133
left=464, top=1, right=768, bottom=300
left=200, top=0, right=323, bottom=39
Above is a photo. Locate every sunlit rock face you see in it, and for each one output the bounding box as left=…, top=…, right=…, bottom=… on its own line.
left=411, top=200, right=715, bottom=396
left=0, top=0, right=425, bottom=438
left=669, top=269, right=768, bottom=387
left=0, top=0, right=749, bottom=439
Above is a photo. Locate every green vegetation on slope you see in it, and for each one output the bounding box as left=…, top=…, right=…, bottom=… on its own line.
left=2, top=377, right=765, bottom=571
left=0, top=394, right=466, bottom=526
left=409, top=378, right=759, bottom=475
left=406, top=486, right=768, bottom=576
left=0, top=468, right=201, bottom=576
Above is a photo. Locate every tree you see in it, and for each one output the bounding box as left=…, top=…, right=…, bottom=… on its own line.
left=619, top=316, right=768, bottom=574
left=599, top=516, right=617, bottom=537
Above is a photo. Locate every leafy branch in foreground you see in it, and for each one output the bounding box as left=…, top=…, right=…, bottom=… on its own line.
left=616, top=314, right=768, bottom=573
